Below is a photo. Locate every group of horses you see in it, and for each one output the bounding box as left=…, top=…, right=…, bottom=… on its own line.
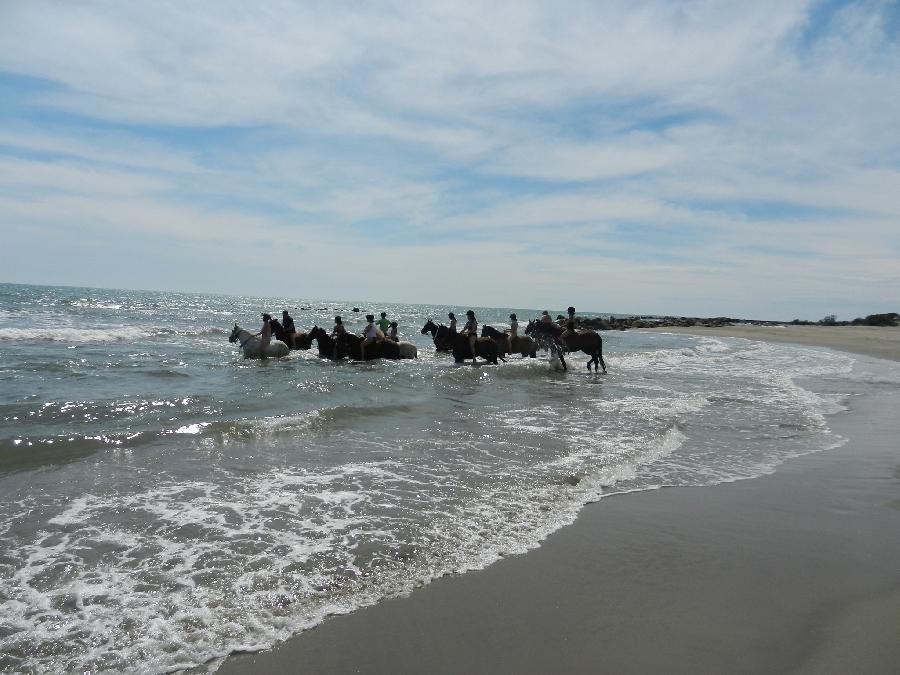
left=230, top=315, right=606, bottom=373
left=229, top=320, right=417, bottom=361
left=420, top=318, right=606, bottom=372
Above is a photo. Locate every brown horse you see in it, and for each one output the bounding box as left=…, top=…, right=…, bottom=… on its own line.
left=420, top=319, right=453, bottom=351
left=481, top=325, right=538, bottom=358
left=525, top=320, right=607, bottom=372
left=269, top=318, right=313, bottom=350
left=307, top=326, right=415, bottom=361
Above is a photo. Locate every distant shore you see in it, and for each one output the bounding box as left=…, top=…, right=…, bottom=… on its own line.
left=641, top=324, right=900, bottom=363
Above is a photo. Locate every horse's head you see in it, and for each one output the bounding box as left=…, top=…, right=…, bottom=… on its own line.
left=481, top=325, right=504, bottom=338
left=228, top=323, right=241, bottom=343
left=524, top=320, right=537, bottom=336
left=421, top=319, right=437, bottom=335
left=308, top=325, right=325, bottom=340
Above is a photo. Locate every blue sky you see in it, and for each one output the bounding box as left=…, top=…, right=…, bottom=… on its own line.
left=1, top=0, right=898, bottom=319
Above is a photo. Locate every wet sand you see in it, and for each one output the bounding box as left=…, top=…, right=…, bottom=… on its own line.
left=644, top=324, right=900, bottom=362
left=216, top=341, right=900, bottom=675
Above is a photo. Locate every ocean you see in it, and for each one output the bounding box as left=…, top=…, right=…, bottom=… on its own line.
left=1, top=282, right=890, bottom=674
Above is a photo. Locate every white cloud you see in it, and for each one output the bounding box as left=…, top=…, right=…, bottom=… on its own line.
left=1, top=0, right=899, bottom=318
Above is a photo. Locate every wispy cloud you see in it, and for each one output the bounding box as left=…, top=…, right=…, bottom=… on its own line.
left=1, top=0, right=898, bottom=318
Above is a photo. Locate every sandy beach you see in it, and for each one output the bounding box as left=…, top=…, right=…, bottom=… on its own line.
left=644, top=324, right=900, bottom=362
left=215, top=328, right=900, bottom=674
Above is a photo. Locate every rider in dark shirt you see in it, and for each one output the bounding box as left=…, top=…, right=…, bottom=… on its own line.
left=560, top=306, right=576, bottom=344
left=281, top=310, right=296, bottom=334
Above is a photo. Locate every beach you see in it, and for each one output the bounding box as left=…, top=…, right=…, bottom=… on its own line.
left=645, top=324, right=900, bottom=362
left=216, top=326, right=900, bottom=674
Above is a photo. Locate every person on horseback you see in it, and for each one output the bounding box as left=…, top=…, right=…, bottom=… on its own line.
left=361, top=314, right=379, bottom=360
left=560, top=306, right=576, bottom=345
left=462, top=310, right=478, bottom=363
left=541, top=310, right=553, bottom=326
left=448, top=312, right=457, bottom=333
left=387, top=321, right=398, bottom=341
left=508, top=313, right=518, bottom=352
left=281, top=310, right=296, bottom=348
left=257, top=313, right=273, bottom=358
left=377, top=312, right=391, bottom=335
left=331, top=315, right=346, bottom=359
left=282, top=310, right=296, bottom=334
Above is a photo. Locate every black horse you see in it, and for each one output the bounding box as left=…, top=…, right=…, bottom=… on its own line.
left=308, top=326, right=344, bottom=360
left=481, top=325, right=538, bottom=358
left=420, top=319, right=453, bottom=352
left=525, top=320, right=607, bottom=372
left=307, top=326, right=408, bottom=361
left=419, top=319, right=502, bottom=363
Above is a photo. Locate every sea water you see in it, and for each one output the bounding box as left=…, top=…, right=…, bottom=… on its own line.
left=0, top=282, right=891, bottom=673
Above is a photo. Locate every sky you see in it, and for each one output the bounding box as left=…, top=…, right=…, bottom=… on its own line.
left=1, top=0, right=899, bottom=320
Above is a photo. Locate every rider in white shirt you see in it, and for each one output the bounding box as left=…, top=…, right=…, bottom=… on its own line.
left=508, top=313, right=518, bottom=352
left=462, top=310, right=478, bottom=362
left=361, top=314, right=379, bottom=359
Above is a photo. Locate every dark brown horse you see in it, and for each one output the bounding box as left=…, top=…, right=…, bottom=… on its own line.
left=308, top=326, right=344, bottom=360
left=269, top=318, right=313, bottom=350
left=481, top=325, right=538, bottom=358
left=420, top=319, right=453, bottom=351
left=525, top=320, right=607, bottom=372
left=307, top=326, right=414, bottom=361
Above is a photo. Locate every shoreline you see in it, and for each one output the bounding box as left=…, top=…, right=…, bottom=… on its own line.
left=216, top=343, right=900, bottom=674
left=640, top=324, right=900, bottom=362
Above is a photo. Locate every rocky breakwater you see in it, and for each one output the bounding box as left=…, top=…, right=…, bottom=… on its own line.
left=576, top=316, right=752, bottom=331
left=575, top=312, right=899, bottom=331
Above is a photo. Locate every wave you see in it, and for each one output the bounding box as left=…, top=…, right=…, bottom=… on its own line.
left=0, top=326, right=148, bottom=343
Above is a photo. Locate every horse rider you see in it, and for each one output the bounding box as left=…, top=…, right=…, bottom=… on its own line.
left=331, top=315, right=346, bottom=359
left=560, top=306, right=576, bottom=345
left=462, top=310, right=478, bottom=363
left=282, top=309, right=296, bottom=347
left=508, top=313, right=518, bottom=352
left=541, top=310, right=554, bottom=326
left=377, top=312, right=391, bottom=335
left=257, top=313, right=273, bottom=358
left=360, top=314, right=380, bottom=360
left=448, top=312, right=457, bottom=333
left=282, top=309, right=296, bottom=333
left=387, top=321, right=399, bottom=341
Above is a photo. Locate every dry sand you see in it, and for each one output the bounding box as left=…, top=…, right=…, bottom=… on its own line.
left=643, top=324, right=900, bottom=362
left=215, top=331, right=900, bottom=675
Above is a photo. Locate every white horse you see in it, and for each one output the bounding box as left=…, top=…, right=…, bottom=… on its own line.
left=397, top=342, right=418, bottom=359
left=229, top=324, right=289, bottom=359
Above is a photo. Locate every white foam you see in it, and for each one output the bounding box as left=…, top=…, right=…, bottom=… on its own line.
left=0, top=326, right=148, bottom=343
